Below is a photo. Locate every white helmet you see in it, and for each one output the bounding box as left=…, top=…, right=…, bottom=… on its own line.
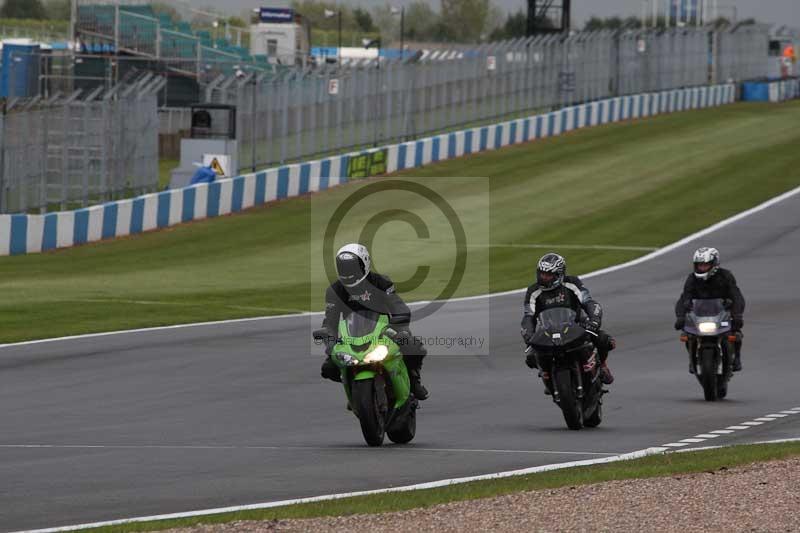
left=335, top=243, right=371, bottom=287
left=693, top=247, right=720, bottom=280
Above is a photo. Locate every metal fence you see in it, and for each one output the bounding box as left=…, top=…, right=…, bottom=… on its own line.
left=206, top=25, right=768, bottom=172
left=0, top=76, right=164, bottom=214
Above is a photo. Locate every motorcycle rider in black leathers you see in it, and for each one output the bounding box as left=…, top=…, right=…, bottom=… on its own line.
left=674, top=247, right=745, bottom=371
left=317, top=243, right=429, bottom=400
left=521, top=253, right=615, bottom=392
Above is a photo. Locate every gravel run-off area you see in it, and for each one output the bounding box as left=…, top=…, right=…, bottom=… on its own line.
left=165, top=457, right=800, bottom=533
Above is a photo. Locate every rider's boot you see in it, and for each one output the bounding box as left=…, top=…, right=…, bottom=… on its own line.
left=599, top=361, right=615, bottom=385
left=596, top=332, right=615, bottom=385
left=541, top=371, right=553, bottom=395
left=409, top=368, right=429, bottom=400
left=732, top=332, right=743, bottom=372
left=733, top=350, right=742, bottom=372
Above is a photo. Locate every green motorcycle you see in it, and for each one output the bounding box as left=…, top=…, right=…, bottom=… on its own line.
left=314, top=310, right=418, bottom=447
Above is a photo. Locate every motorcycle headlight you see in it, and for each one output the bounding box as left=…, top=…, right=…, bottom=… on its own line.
left=363, top=345, right=389, bottom=363
left=698, top=322, right=718, bottom=334
left=335, top=352, right=359, bottom=366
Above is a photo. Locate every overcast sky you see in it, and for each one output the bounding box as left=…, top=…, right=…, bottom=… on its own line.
left=198, top=0, right=799, bottom=28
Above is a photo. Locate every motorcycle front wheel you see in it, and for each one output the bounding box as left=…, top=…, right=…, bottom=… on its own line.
left=352, top=379, right=386, bottom=446
left=700, top=348, right=719, bottom=402
left=555, top=368, right=583, bottom=430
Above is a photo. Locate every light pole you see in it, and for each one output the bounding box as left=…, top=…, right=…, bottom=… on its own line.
left=390, top=6, right=405, bottom=61
left=324, top=9, right=342, bottom=64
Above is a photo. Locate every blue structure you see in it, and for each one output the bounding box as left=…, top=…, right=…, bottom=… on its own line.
left=0, top=42, right=41, bottom=98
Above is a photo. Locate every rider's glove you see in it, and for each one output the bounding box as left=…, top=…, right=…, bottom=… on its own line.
left=732, top=317, right=743, bottom=330
left=521, top=328, right=533, bottom=345
left=583, top=320, right=600, bottom=334
left=674, top=317, right=685, bottom=331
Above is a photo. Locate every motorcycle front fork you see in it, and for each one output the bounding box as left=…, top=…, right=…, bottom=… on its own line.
left=547, top=362, right=584, bottom=403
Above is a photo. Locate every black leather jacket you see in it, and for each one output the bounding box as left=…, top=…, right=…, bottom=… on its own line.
left=674, top=268, right=745, bottom=319
left=521, top=275, right=603, bottom=337
left=322, top=272, right=411, bottom=333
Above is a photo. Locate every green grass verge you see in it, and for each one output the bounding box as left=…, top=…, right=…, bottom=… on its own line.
left=0, top=102, right=799, bottom=343
left=73, top=441, right=800, bottom=532
left=159, top=158, right=178, bottom=191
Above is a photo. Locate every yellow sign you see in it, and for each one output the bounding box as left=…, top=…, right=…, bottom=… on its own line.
left=210, top=157, right=226, bottom=176
left=347, top=149, right=388, bottom=178
left=202, top=154, right=230, bottom=177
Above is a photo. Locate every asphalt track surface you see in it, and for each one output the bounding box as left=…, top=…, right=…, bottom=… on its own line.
left=3, top=191, right=800, bottom=531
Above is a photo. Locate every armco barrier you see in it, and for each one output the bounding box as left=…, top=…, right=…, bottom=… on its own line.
left=0, top=84, right=736, bottom=256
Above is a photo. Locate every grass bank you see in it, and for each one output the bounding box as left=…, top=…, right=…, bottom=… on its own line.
left=0, top=102, right=798, bottom=343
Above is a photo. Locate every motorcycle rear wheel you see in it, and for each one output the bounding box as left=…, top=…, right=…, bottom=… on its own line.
left=352, top=379, right=386, bottom=446
left=555, top=368, right=583, bottom=430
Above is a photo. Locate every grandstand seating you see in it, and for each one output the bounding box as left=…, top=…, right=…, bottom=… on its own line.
left=76, top=3, right=265, bottom=74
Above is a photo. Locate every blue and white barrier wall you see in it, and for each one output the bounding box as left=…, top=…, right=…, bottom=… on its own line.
left=0, top=84, right=736, bottom=256
left=742, top=78, right=800, bottom=103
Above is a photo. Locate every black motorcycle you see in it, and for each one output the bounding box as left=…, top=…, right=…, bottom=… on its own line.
left=681, top=298, right=735, bottom=401
left=529, top=308, right=605, bottom=430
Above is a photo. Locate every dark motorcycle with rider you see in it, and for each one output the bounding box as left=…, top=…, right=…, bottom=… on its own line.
left=522, top=253, right=615, bottom=430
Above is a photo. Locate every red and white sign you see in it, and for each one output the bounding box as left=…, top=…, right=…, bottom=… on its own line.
left=487, top=56, right=497, bottom=71
left=328, top=78, right=340, bottom=95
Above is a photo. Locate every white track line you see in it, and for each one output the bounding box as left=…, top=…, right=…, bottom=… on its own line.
left=0, top=444, right=617, bottom=456
left=658, top=406, right=800, bottom=452
left=17, top=446, right=669, bottom=533
left=465, top=243, right=658, bottom=252
left=11, top=174, right=800, bottom=532
left=3, top=183, right=800, bottom=350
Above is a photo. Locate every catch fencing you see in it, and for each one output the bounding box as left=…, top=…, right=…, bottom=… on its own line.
left=0, top=83, right=736, bottom=256
left=0, top=75, right=164, bottom=213
left=206, top=25, right=768, bottom=172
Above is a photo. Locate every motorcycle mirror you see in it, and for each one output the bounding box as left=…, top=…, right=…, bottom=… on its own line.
left=312, top=329, right=329, bottom=341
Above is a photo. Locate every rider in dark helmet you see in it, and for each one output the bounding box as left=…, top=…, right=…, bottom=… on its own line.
left=520, top=253, right=616, bottom=392
left=674, top=247, right=745, bottom=371
left=317, top=243, right=429, bottom=400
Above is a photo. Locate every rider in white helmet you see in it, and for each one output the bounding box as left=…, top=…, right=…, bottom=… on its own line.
left=675, top=247, right=746, bottom=371
left=316, top=243, right=429, bottom=400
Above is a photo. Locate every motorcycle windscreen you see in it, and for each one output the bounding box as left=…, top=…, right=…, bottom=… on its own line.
left=345, top=310, right=382, bottom=338
left=537, top=307, right=578, bottom=332
left=691, top=298, right=726, bottom=317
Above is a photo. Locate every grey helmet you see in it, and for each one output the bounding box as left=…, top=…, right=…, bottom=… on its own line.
left=537, top=253, right=566, bottom=291
left=335, top=243, right=371, bottom=287
left=693, top=247, right=720, bottom=280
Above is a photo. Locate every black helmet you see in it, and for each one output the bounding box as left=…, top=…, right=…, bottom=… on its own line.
left=335, top=243, right=371, bottom=287
left=693, top=247, right=720, bottom=281
left=537, top=253, right=566, bottom=291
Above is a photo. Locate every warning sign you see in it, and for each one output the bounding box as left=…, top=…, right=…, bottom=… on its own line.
left=202, top=154, right=230, bottom=177
left=487, top=55, right=497, bottom=71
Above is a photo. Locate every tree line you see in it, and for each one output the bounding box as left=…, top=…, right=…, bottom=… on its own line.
left=0, top=0, right=762, bottom=44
